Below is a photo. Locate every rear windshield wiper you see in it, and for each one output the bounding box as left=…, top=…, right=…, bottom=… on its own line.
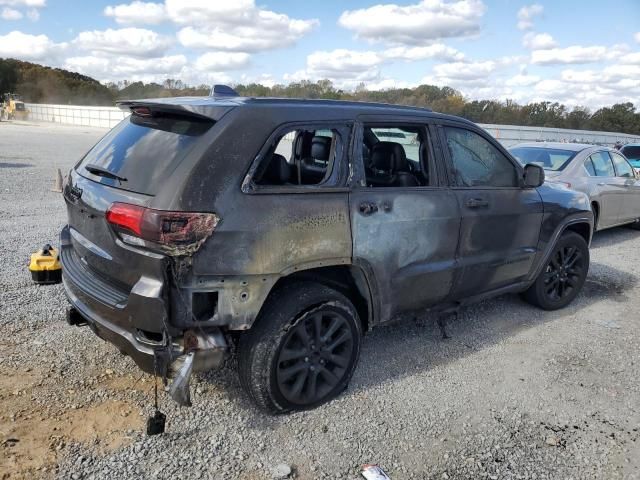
left=84, top=164, right=128, bottom=183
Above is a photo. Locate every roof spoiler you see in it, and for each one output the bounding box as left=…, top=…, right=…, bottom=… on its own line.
left=116, top=101, right=217, bottom=121
left=209, top=84, right=239, bottom=97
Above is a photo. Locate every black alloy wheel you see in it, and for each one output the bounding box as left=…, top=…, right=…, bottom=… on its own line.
left=542, top=244, right=584, bottom=301
left=275, top=307, right=355, bottom=406
left=522, top=231, right=589, bottom=310
left=237, top=281, right=362, bottom=413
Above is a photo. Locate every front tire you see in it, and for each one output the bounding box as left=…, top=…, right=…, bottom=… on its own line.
left=522, top=231, right=589, bottom=310
left=237, top=281, right=362, bottom=413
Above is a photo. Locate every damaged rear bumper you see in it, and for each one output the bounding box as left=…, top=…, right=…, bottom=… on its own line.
left=60, top=225, right=228, bottom=377
left=63, top=280, right=228, bottom=376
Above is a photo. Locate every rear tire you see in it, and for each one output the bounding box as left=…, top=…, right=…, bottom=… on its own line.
left=522, top=231, right=589, bottom=310
left=237, top=281, right=362, bottom=413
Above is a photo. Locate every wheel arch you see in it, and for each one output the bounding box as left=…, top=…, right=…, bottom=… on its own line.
left=564, top=220, right=592, bottom=246
left=262, top=264, right=375, bottom=333
left=528, top=214, right=593, bottom=286
left=590, top=201, right=600, bottom=230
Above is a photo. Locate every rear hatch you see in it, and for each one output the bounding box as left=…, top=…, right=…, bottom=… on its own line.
left=64, top=104, right=219, bottom=294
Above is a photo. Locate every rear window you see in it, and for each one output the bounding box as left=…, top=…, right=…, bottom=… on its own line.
left=508, top=147, right=577, bottom=171
left=77, top=113, right=213, bottom=195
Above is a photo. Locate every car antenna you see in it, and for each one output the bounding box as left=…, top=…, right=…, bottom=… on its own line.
left=210, top=84, right=239, bottom=97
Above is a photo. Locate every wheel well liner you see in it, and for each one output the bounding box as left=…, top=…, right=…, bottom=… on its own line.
left=266, top=266, right=372, bottom=332
left=591, top=201, right=599, bottom=229
left=563, top=221, right=591, bottom=245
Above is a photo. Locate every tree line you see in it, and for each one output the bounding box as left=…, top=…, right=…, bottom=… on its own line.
left=1, top=58, right=639, bottom=135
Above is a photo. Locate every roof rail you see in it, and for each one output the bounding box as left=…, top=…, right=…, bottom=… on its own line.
left=210, top=84, right=239, bottom=97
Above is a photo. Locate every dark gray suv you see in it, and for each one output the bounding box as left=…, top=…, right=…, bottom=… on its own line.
left=61, top=90, right=593, bottom=412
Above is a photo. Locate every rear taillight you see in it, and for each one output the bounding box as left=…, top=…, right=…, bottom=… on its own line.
left=106, top=202, right=219, bottom=256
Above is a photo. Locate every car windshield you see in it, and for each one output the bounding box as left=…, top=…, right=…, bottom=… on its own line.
left=508, top=147, right=578, bottom=171
left=621, top=146, right=640, bottom=161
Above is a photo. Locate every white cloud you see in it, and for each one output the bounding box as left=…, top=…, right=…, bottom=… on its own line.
left=164, top=0, right=254, bottom=24
left=0, top=30, right=64, bottom=60
left=635, top=32, right=640, bottom=43
left=64, top=54, right=187, bottom=81
left=432, top=60, right=496, bottom=81
left=194, top=52, right=250, bottom=71
left=0, top=0, right=44, bottom=20
left=523, top=32, right=556, bottom=50
left=421, top=60, right=498, bottom=90
left=104, top=1, right=166, bottom=25
left=383, top=45, right=465, bottom=62
left=1, top=6, right=22, bottom=19
left=619, top=51, right=640, bottom=65
left=531, top=45, right=608, bottom=65
left=517, top=4, right=543, bottom=31
left=173, top=1, right=317, bottom=52
left=306, top=49, right=382, bottom=79
left=0, top=0, right=45, bottom=6
left=505, top=74, right=540, bottom=87
left=300, top=45, right=464, bottom=81
left=73, top=28, right=171, bottom=58
left=338, top=0, right=485, bottom=45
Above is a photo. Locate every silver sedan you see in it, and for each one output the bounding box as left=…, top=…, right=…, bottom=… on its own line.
left=509, top=142, right=640, bottom=231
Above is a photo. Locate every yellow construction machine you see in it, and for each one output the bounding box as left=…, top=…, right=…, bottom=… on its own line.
left=1, top=93, right=29, bottom=121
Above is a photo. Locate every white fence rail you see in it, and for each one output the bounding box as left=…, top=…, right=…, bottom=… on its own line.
left=24, top=102, right=640, bottom=146
left=25, top=103, right=129, bottom=129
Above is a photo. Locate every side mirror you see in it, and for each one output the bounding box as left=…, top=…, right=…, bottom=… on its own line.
left=523, top=163, right=545, bottom=188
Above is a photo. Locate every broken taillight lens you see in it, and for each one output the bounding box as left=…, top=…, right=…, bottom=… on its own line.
left=106, top=202, right=219, bottom=255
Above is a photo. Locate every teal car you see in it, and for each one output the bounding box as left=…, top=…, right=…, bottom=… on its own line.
left=620, top=144, right=640, bottom=172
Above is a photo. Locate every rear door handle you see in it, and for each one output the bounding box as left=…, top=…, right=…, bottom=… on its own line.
left=465, top=198, right=489, bottom=208
left=359, top=201, right=378, bottom=216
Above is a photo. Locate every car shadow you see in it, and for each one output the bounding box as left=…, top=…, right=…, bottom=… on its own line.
left=349, top=260, right=635, bottom=394
left=591, top=225, right=639, bottom=249
left=195, top=260, right=636, bottom=423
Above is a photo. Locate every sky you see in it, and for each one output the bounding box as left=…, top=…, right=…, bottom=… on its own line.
left=0, top=0, right=639, bottom=109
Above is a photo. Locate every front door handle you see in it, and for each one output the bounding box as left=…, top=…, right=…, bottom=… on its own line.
left=465, top=198, right=489, bottom=208
left=359, top=201, right=378, bottom=216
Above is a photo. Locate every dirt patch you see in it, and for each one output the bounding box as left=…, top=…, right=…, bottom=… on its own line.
left=0, top=367, right=143, bottom=480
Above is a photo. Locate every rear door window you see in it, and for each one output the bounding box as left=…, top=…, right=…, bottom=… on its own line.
left=589, top=151, right=615, bottom=177
left=583, top=158, right=596, bottom=176
left=253, top=125, right=347, bottom=187
left=77, top=114, right=213, bottom=195
left=610, top=151, right=634, bottom=178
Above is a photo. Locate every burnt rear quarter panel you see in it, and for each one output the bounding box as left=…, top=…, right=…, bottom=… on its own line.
left=166, top=105, right=354, bottom=276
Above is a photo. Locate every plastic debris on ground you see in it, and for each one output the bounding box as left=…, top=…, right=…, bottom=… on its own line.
left=361, top=464, right=391, bottom=480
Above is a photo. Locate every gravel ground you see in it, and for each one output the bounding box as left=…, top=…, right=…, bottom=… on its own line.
left=1, top=121, right=639, bottom=480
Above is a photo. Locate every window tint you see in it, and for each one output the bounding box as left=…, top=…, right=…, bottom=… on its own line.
left=620, top=145, right=640, bottom=161
left=444, top=127, right=518, bottom=187
left=610, top=151, right=634, bottom=178
left=590, top=151, right=615, bottom=177
left=78, top=114, right=213, bottom=195
left=255, top=127, right=341, bottom=186
left=363, top=125, right=430, bottom=188
left=370, top=127, right=420, bottom=163
left=508, top=147, right=577, bottom=171
left=583, top=158, right=596, bottom=176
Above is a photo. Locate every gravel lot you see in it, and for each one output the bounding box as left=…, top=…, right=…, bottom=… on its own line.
left=1, top=121, right=639, bottom=480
